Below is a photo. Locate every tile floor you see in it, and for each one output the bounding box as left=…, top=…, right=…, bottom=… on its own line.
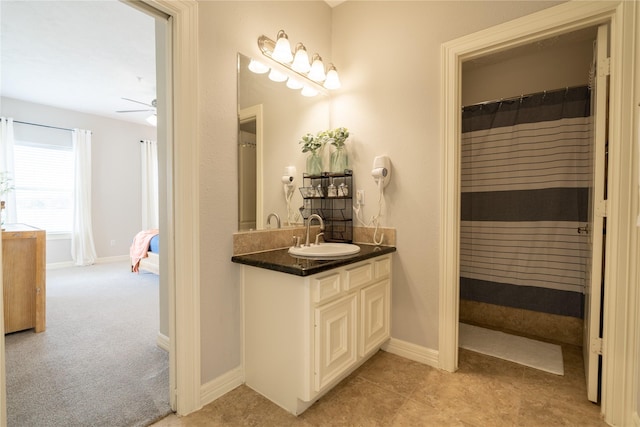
left=151, top=345, right=606, bottom=426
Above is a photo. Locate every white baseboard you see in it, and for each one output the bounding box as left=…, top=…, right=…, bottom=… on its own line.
left=383, top=337, right=440, bottom=369
left=46, top=261, right=75, bottom=270
left=200, top=366, right=244, bottom=408
left=95, top=255, right=130, bottom=264
left=47, top=255, right=130, bottom=270
left=157, top=332, right=170, bottom=352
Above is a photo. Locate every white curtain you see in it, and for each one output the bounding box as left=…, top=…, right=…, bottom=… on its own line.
left=141, top=140, right=159, bottom=229
left=0, top=117, right=17, bottom=223
left=71, top=129, right=97, bottom=266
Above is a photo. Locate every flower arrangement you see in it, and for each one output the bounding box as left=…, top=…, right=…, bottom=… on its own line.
left=319, top=127, right=349, bottom=148
left=299, top=127, right=350, bottom=175
left=299, top=132, right=323, bottom=154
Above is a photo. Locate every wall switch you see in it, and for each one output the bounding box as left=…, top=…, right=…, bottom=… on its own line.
left=357, top=190, right=365, bottom=206
left=110, top=239, right=116, bottom=247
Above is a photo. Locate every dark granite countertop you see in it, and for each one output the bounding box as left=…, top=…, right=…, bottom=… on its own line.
left=231, top=243, right=396, bottom=277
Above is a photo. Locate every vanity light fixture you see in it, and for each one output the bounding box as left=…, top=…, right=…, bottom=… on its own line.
left=307, top=54, right=326, bottom=82
left=323, top=64, right=341, bottom=90
left=272, top=30, right=293, bottom=63
left=248, top=59, right=269, bottom=74
left=257, top=30, right=341, bottom=95
left=286, top=77, right=304, bottom=90
left=268, top=68, right=287, bottom=83
left=301, top=86, right=319, bottom=97
left=291, top=43, right=311, bottom=73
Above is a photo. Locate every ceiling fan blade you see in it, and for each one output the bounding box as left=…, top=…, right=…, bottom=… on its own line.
left=121, top=97, right=154, bottom=108
left=116, top=109, right=156, bottom=113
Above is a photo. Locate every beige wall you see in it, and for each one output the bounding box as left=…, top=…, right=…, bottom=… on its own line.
left=329, top=1, right=563, bottom=350
left=198, top=1, right=332, bottom=383
left=197, top=0, right=564, bottom=384
left=462, top=35, right=594, bottom=106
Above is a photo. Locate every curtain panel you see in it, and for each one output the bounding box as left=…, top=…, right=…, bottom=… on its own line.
left=460, top=86, right=591, bottom=318
left=71, top=129, right=97, bottom=266
left=141, top=140, right=159, bottom=230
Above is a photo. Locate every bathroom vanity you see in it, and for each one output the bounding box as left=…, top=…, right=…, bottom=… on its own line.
left=233, top=244, right=395, bottom=415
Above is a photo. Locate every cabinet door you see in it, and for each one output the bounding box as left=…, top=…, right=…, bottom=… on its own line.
left=360, top=280, right=390, bottom=357
left=3, top=236, right=37, bottom=333
left=314, top=293, right=358, bottom=393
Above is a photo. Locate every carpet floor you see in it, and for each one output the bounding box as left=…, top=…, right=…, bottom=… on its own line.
left=5, top=261, right=171, bottom=427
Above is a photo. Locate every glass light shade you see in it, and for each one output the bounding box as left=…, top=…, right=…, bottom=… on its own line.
left=286, top=77, right=304, bottom=89
left=268, top=68, right=287, bottom=82
left=308, top=54, right=326, bottom=82
left=272, top=30, right=293, bottom=63
left=146, top=114, right=157, bottom=126
left=248, top=59, right=269, bottom=74
left=301, top=86, right=319, bottom=97
left=323, top=65, right=341, bottom=89
left=291, top=43, right=311, bottom=73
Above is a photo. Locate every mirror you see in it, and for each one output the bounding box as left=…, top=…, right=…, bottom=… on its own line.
left=237, top=53, right=330, bottom=231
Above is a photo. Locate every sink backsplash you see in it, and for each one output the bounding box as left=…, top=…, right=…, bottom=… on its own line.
left=233, top=226, right=396, bottom=256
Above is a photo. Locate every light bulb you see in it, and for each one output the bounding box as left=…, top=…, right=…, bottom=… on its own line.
left=291, top=43, right=311, bottom=73
left=268, top=68, right=287, bottom=82
left=286, top=77, right=304, bottom=89
left=146, top=114, right=157, bottom=126
left=272, top=30, right=293, bottom=63
left=248, top=59, right=269, bottom=74
left=323, top=64, right=341, bottom=89
left=301, top=86, right=319, bottom=97
left=308, top=54, right=326, bottom=82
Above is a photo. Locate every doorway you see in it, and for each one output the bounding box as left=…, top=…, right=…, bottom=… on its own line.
left=457, top=27, right=600, bottom=381
left=439, top=1, right=636, bottom=424
left=1, top=0, right=201, bottom=423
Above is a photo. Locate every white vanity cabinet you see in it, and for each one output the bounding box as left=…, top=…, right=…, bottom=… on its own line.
left=242, top=254, right=392, bottom=415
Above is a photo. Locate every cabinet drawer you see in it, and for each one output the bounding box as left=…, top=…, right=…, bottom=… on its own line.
left=344, top=262, right=373, bottom=291
left=374, top=256, right=391, bottom=279
left=312, top=272, right=341, bottom=304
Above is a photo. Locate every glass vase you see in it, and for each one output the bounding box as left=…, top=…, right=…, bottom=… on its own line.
left=330, top=145, right=349, bottom=173
left=306, top=152, right=323, bottom=176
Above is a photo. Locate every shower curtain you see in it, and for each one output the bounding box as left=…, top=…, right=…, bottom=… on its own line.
left=460, top=86, right=591, bottom=318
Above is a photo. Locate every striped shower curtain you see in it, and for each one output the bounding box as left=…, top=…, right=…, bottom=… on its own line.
left=460, top=86, right=591, bottom=318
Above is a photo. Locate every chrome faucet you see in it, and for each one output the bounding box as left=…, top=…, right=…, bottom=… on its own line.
left=305, top=214, right=325, bottom=247
left=266, top=213, right=281, bottom=229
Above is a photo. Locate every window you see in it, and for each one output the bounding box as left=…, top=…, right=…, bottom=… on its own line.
left=13, top=141, right=74, bottom=234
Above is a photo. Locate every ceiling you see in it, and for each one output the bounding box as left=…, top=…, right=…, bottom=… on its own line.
left=1, top=0, right=156, bottom=126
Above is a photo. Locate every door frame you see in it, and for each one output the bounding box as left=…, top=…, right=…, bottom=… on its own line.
left=137, top=0, right=201, bottom=416
left=439, top=1, right=638, bottom=425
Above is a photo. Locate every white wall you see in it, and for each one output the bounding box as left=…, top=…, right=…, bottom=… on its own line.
left=329, top=1, right=563, bottom=350
left=0, top=97, right=156, bottom=264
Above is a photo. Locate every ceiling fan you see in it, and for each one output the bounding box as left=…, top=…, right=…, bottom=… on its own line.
left=117, top=98, right=157, bottom=126
left=116, top=97, right=157, bottom=113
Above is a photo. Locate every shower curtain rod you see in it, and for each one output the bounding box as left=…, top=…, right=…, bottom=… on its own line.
left=13, top=120, right=74, bottom=133
left=462, top=84, right=590, bottom=110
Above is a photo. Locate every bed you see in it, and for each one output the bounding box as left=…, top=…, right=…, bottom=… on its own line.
left=130, top=229, right=159, bottom=274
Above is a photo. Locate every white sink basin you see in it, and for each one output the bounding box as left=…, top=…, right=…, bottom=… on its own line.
left=289, top=243, right=361, bottom=259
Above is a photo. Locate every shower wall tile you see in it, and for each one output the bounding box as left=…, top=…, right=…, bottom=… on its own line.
left=460, top=300, right=582, bottom=346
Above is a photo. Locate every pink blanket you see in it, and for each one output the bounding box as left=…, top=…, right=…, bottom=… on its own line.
left=130, top=229, right=159, bottom=273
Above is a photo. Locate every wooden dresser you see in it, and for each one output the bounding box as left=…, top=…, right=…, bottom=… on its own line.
left=2, top=224, right=46, bottom=334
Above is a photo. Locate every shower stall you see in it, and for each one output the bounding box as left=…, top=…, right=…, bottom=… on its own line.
left=459, top=86, right=593, bottom=346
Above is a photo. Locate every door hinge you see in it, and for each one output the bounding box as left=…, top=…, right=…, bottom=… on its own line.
left=591, top=337, right=603, bottom=355
left=598, top=57, right=611, bottom=77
